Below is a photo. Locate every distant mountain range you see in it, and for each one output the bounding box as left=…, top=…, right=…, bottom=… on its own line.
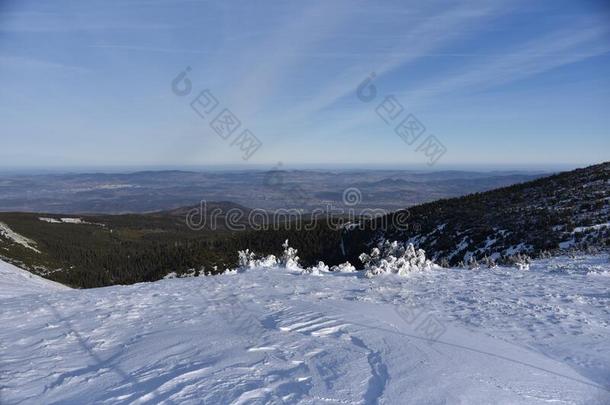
left=0, top=169, right=545, bottom=214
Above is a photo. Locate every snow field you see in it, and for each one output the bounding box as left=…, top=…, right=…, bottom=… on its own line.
left=0, top=254, right=609, bottom=404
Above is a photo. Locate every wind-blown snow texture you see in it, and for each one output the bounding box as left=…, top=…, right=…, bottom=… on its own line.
left=1, top=255, right=609, bottom=404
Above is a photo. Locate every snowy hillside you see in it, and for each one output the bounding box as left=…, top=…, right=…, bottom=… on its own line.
left=1, top=254, right=609, bottom=404
left=0, top=258, right=68, bottom=299
left=345, top=162, right=610, bottom=266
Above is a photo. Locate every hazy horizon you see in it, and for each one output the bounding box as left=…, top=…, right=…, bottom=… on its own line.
left=0, top=161, right=596, bottom=176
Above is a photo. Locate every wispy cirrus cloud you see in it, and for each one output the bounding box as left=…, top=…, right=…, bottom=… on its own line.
left=89, top=44, right=216, bottom=55
left=0, top=55, right=90, bottom=73
left=268, top=0, right=513, bottom=130
left=404, top=25, right=610, bottom=101
left=222, top=0, right=355, bottom=123
left=295, top=23, right=610, bottom=145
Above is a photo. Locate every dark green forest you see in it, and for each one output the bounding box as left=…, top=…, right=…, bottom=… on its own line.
left=0, top=211, right=347, bottom=288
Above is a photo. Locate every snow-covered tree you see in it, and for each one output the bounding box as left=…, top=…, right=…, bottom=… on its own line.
left=281, top=239, right=300, bottom=270
left=359, top=240, right=433, bottom=278
left=236, top=240, right=299, bottom=271
left=237, top=249, right=278, bottom=269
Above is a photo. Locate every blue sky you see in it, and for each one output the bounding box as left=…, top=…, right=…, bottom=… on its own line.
left=1, top=0, right=609, bottom=170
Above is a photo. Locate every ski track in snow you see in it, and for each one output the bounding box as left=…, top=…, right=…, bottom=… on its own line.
left=1, top=256, right=609, bottom=404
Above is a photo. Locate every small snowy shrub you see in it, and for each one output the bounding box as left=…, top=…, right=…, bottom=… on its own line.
left=235, top=240, right=356, bottom=276
left=237, top=249, right=256, bottom=268
left=236, top=240, right=300, bottom=271
left=331, top=262, right=356, bottom=273
left=538, top=250, right=553, bottom=259
left=506, top=253, right=531, bottom=270
left=237, top=249, right=278, bottom=269
left=585, top=245, right=601, bottom=254
left=467, top=257, right=480, bottom=270
left=481, top=256, right=497, bottom=269
left=359, top=240, right=432, bottom=277
left=302, top=261, right=329, bottom=276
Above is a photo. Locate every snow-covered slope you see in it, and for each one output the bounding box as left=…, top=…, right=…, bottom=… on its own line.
left=346, top=162, right=610, bottom=266
left=0, top=222, right=40, bottom=253
left=1, top=256, right=609, bottom=404
left=0, top=259, right=68, bottom=299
